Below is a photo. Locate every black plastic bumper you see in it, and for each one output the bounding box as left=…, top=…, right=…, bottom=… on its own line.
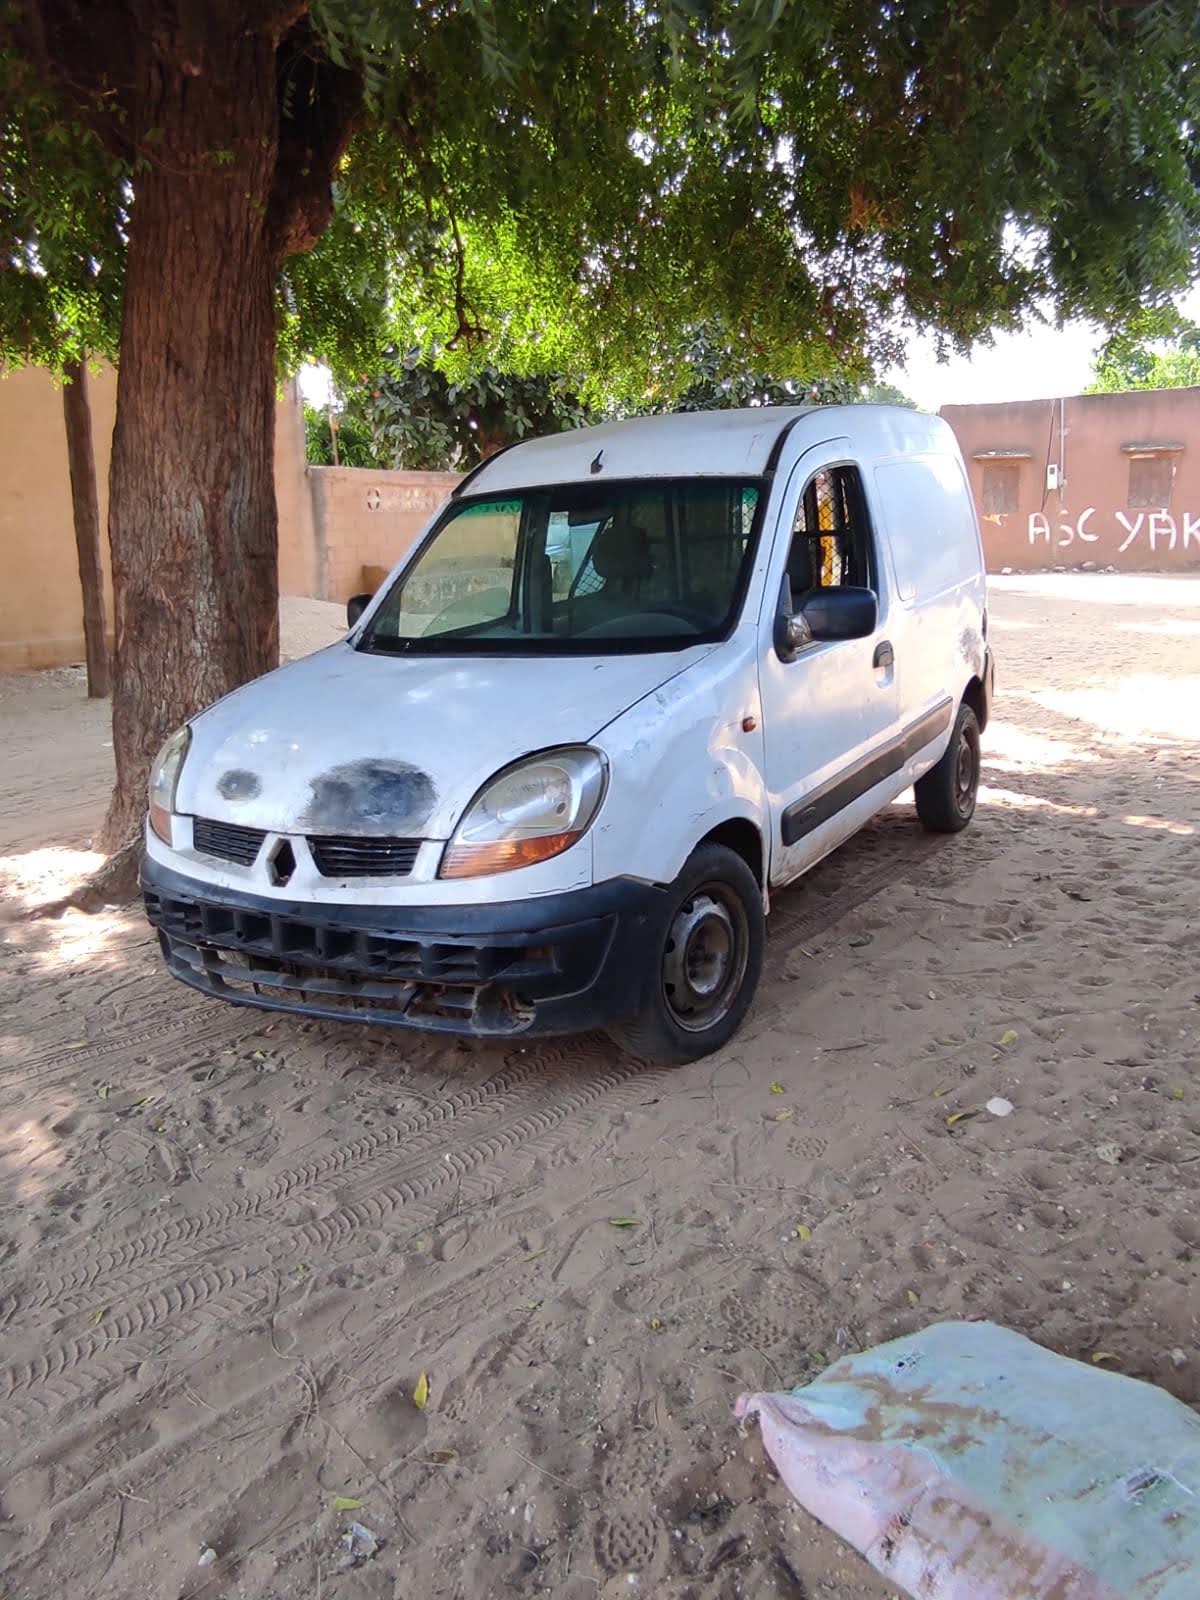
left=982, top=646, right=996, bottom=729
left=142, top=856, right=667, bottom=1039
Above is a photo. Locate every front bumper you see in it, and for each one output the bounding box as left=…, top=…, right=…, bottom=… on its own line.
left=982, top=646, right=996, bottom=729
left=142, top=856, right=667, bottom=1039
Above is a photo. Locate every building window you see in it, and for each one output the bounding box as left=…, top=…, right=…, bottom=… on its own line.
left=981, top=459, right=1021, bottom=514
left=1127, top=454, right=1175, bottom=510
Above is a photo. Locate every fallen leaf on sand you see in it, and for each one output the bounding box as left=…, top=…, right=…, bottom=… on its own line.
left=769, top=1082, right=784, bottom=1094
left=413, top=1371, right=429, bottom=1410
left=333, top=1496, right=363, bottom=1512
left=997, top=1030, right=1019, bottom=1047
left=1091, top=1352, right=1119, bottom=1367
left=795, top=1224, right=812, bottom=1241
left=609, top=1218, right=640, bottom=1228
left=946, top=1109, right=980, bottom=1128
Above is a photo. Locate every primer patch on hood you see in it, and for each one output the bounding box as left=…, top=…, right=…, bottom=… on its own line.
left=216, top=768, right=263, bottom=801
left=299, top=759, right=437, bottom=836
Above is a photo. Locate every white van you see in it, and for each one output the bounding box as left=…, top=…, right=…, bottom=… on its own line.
left=143, top=405, right=992, bottom=1063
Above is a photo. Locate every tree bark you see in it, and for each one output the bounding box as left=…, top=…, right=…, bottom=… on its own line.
left=20, top=4, right=361, bottom=882
left=61, top=357, right=111, bottom=698
left=98, top=30, right=284, bottom=855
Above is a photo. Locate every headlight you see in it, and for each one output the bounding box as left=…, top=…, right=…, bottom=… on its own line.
left=440, top=746, right=607, bottom=879
left=148, top=726, right=191, bottom=844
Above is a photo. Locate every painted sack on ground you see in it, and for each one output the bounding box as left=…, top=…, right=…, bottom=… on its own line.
left=737, top=1320, right=1200, bottom=1600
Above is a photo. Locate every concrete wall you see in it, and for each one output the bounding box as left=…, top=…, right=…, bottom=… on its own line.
left=941, top=389, right=1200, bottom=573
left=1, top=370, right=316, bottom=673
left=0, top=364, right=119, bottom=674
left=275, top=382, right=319, bottom=599
left=303, top=467, right=460, bottom=602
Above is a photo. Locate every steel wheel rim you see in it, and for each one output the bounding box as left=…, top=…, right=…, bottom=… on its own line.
left=662, top=884, right=749, bottom=1033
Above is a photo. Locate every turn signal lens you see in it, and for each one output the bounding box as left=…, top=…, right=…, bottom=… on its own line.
left=440, top=831, right=583, bottom=879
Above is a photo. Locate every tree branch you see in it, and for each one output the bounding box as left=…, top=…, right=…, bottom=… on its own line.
left=268, top=15, right=363, bottom=261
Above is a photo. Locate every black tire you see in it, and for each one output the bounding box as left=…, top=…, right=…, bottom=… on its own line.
left=914, top=703, right=981, bottom=834
left=607, top=842, right=765, bottom=1065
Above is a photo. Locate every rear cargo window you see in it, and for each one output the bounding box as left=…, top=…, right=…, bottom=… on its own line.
left=874, top=455, right=980, bottom=601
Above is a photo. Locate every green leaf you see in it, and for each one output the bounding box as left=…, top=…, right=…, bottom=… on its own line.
left=332, top=1496, right=363, bottom=1512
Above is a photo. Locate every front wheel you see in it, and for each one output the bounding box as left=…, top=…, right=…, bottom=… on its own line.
left=608, top=842, right=765, bottom=1065
left=914, top=703, right=981, bottom=833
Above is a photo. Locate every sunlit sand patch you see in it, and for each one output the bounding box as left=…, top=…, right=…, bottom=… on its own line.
left=978, top=785, right=1100, bottom=819
left=1028, top=676, right=1200, bottom=744
left=0, top=846, right=105, bottom=913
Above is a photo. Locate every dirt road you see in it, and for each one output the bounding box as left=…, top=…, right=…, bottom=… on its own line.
left=1, top=577, right=1197, bottom=1599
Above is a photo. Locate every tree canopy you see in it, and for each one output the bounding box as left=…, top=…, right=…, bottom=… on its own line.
left=7, top=3, right=1200, bottom=392
left=3, top=0, right=1199, bottom=879
left=309, top=328, right=918, bottom=473
left=1087, top=307, right=1200, bottom=393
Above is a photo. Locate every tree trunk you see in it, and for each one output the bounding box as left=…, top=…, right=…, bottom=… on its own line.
left=61, top=357, right=111, bottom=698
left=21, top=6, right=361, bottom=890
left=99, top=33, right=281, bottom=855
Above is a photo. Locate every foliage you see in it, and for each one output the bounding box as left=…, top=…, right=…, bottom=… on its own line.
left=341, top=351, right=596, bottom=470
left=1086, top=308, right=1200, bottom=394
left=7, top=3, right=1200, bottom=389
left=315, top=329, right=917, bottom=474
left=648, top=325, right=916, bottom=414
left=0, top=49, right=124, bottom=367
left=303, top=401, right=375, bottom=467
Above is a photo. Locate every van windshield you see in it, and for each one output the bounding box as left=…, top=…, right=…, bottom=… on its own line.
left=358, top=478, right=765, bottom=655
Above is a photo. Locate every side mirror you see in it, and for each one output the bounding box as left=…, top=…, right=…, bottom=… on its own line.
left=774, top=581, right=878, bottom=661
left=802, top=586, right=878, bottom=642
left=347, top=593, right=372, bottom=628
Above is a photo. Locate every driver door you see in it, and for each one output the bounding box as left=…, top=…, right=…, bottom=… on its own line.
left=760, top=445, right=900, bottom=887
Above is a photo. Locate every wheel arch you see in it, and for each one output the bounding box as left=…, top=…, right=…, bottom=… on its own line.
left=962, top=673, right=989, bottom=732
left=697, top=816, right=764, bottom=887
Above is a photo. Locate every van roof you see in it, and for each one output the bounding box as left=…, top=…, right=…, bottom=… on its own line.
left=458, top=405, right=820, bottom=495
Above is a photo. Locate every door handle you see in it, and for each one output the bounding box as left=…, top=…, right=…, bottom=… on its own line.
left=873, top=641, right=894, bottom=671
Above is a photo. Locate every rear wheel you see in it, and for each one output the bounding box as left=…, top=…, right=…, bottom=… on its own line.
left=914, top=703, right=981, bottom=833
left=608, top=842, right=764, bottom=1065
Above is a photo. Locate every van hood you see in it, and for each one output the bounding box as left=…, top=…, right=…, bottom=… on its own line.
left=176, top=641, right=712, bottom=839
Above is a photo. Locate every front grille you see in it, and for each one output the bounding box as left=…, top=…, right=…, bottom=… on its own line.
left=308, top=835, right=421, bottom=878
left=192, top=817, right=267, bottom=866
left=144, top=888, right=556, bottom=985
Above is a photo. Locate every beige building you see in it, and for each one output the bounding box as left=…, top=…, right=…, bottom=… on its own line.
left=941, top=387, right=1200, bottom=573
left=0, top=366, right=459, bottom=674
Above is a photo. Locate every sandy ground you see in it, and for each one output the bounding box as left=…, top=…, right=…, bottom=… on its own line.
left=0, top=578, right=1197, bottom=1600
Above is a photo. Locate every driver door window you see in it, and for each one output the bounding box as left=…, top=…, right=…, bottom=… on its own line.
left=786, top=465, right=873, bottom=609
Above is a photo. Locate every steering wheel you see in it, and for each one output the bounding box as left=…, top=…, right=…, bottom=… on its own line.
left=644, top=602, right=712, bottom=629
